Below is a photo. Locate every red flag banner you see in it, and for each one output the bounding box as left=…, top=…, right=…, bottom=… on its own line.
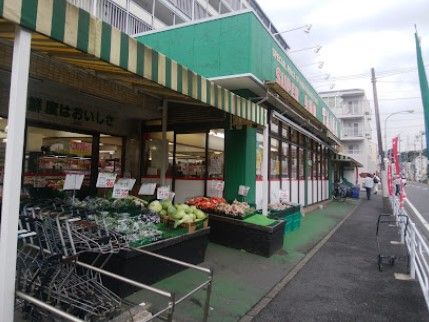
left=387, top=163, right=393, bottom=196
left=392, top=137, right=400, bottom=175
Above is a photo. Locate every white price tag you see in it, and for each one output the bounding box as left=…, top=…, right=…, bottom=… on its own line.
left=207, top=180, right=224, bottom=198
left=279, top=189, right=288, bottom=202
left=157, top=186, right=171, bottom=200
left=112, top=184, right=129, bottom=199
left=138, top=183, right=157, bottom=195
left=238, top=185, right=250, bottom=197
left=96, top=172, right=117, bottom=188
left=116, top=178, right=136, bottom=191
left=63, top=174, right=84, bottom=191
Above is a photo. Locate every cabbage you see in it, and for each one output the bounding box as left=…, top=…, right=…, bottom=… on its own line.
left=190, top=206, right=197, bottom=213
left=160, top=209, right=167, bottom=217
left=162, top=200, right=173, bottom=210
left=149, top=200, right=162, bottom=213
left=173, top=209, right=186, bottom=220
left=174, top=214, right=194, bottom=228
left=167, top=205, right=177, bottom=217
left=195, top=210, right=206, bottom=220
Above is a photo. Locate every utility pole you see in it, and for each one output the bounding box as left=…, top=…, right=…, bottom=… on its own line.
left=371, top=68, right=389, bottom=207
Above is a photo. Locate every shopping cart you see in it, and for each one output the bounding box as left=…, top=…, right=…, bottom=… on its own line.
left=376, top=214, right=409, bottom=272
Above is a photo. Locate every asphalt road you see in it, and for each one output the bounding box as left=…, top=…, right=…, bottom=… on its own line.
left=405, top=182, right=429, bottom=221
left=254, top=195, right=429, bottom=322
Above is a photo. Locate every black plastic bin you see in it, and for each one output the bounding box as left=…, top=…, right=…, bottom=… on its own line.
left=80, top=228, right=210, bottom=297
left=208, top=214, right=285, bottom=257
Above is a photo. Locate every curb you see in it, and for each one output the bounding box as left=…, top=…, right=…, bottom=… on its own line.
left=239, top=200, right=361, bottom=322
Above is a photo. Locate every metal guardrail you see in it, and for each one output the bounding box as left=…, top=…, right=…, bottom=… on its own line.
left=391, top=196, right=429, bottom=310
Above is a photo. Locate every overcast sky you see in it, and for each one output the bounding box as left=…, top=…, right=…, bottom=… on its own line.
left=257, top=0, right=429, bottom=152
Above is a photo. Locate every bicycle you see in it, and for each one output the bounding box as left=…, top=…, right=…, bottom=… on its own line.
left=332, top=183, right=348, bottom=202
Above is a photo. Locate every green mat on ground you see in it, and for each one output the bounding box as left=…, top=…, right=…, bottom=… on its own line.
left=243, top=214, right=277, bottom=226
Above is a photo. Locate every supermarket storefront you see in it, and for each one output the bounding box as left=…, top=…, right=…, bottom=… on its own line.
left=137, top=10, right=341, bottom=207
left=0, top=2, right=267, bottom=320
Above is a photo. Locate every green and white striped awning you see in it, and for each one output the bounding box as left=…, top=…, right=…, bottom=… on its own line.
left=332, top=153, right=363, bottom=167
left=0, top=0, right=266, bottom=126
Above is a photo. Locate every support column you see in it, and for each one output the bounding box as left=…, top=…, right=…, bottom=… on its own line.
left=262, top=126, right=269, bottom=215
left=160, top=100, right=168, bottom=186
left=0, top=26, right=32, bottom=322
left=224, top=127, right=256, bottom=205
left=90, top=133, right=100, bottom=195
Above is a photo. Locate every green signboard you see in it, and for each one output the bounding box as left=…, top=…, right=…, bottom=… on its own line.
left=137, top=11, right=339, bottom=137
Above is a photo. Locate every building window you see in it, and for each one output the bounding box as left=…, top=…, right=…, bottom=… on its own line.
left=348, top=144, right=360, bottom=154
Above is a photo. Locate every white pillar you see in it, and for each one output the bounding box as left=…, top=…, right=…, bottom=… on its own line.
left=160, top=100, right=168, bottom=186
left=0, top=26, right=32, bottom=322
left=262, top=126, right=269, bottom=215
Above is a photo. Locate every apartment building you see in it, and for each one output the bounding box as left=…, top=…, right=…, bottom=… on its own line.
left=68, top=0, right=289, bottom=51
left=320, top=89, right=377, bottom=184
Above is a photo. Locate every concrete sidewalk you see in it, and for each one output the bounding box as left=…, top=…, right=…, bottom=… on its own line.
left=254, top=195, right=429, bottom=322
left=127, top=199, right=359, bottom=321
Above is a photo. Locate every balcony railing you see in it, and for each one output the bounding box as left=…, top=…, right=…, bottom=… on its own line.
left=342, top=129, right=363, bottom=138
left=67, top=0, right=153, bottom=35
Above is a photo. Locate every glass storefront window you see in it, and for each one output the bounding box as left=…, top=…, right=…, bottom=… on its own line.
left=0, top=118, right=7, bottom=184
left=142, top=132, right=174, bottom=177
left=24, top=127, right=93, bottom=189
left=312, top=142, right=318, bottom=179
left=256, top=132, right=263, bottom=179
left=291, top=145, right=297, bottom=180
left=271, top=117, right=279, bottom=135
left=291, top=128, right=299, bottom=144
left=270, top=138, right=280, bottom=178
left=99, top=135, right=123, bottom=174
left=281, top=142, right=289, bottom=178
left=282, top=124, right=289, bottom=140
left=208, top=130, right=224, bottom=179
left=299, top=147, right=304, bottom=179
left=175, top=133, right=206, bottom=179
left=307, top=149, right=312, bottom=180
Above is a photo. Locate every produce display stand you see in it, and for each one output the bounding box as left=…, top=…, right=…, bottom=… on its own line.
left=81, top=227, right=210, bottom=297
left=268, top=205, right=302, bottom=234
left=207, top=214, right=285, bottom=257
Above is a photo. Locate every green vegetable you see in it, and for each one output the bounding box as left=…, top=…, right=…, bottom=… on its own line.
left=195, top=210, right=206, bottom=220
left=167, top=205, right=177, bottom=217
left=161, top=199, right=173, bottom=210
left=160, top=209, right=167, bottom=217
left=149, top=200, right=163, bottom=213
left=173, top=209, right=186, bottom=220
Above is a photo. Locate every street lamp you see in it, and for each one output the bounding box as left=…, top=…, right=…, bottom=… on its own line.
left=384, top=110, right=414, bottom=153
left=298, top=61, right=324, bottom=69
left=289, top=45, right=322, bottom=54
left=272, top=24, right=312, bottom=36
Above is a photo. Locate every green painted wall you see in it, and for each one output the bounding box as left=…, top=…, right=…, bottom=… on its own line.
left=137, top=14, right=252, bottom=79
left=224, top=127, right=256, bottom=204
left=137, top=12, right=340, bottom=137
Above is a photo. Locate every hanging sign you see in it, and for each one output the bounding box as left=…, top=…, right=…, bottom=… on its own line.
left=63, top=174, right=84, bottom=191
left=96, top=172, right=117, bottom=188
left=157, top=186, right=171, bottom=200
left=279, top=189, right=289, bottom=202
left=238, top=185, right=250, bottom=197
left=138, top=183, right=157, bottom=196
left=207, top=180, right=225, bottom=198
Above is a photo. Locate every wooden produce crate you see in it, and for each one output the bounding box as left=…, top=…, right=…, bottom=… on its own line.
left=161, top=216, right=209, bottom=233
